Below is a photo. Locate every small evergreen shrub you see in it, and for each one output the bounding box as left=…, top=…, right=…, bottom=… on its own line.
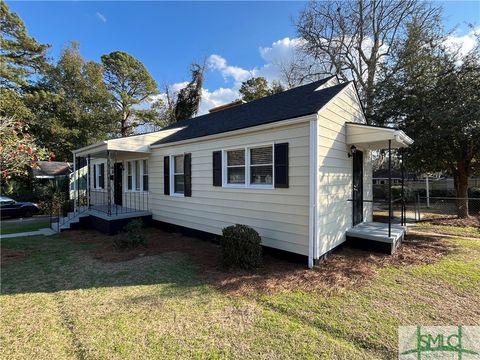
left=114, top=219, right=147, bottom=249
left=221, top=224, right=262, bottom=269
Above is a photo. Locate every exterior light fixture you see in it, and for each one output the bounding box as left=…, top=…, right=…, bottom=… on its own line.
left=348, top=145, right=357, bottom=158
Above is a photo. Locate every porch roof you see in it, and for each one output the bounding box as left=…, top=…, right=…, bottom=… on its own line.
left=73, top=141, right=151, bottom=157
left=346, top=122, right=413, bottom=149
left=73, top=128, right=185, bottom=158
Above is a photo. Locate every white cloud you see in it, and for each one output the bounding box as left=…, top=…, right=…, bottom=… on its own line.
left=259, top=37, right=302, bottom=64
left=150, top=37, right=306, bottom=118
left=149, top=82, right=239, bottom=116
left=96, top=12, right=107, bottom=23
left=207, top=54, right=252, bottom=84
left=445, top=27, right=479, bottom=59
left=198, top=87, right=239, bottom=115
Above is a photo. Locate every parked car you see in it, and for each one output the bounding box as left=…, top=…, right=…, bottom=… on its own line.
left=0, top=196, right=40, bottom=218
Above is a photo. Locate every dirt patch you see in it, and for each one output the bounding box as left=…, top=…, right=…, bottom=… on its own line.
left=64, top=228, right=454, bottom=295
left=1, top=248, right=31, bottom=266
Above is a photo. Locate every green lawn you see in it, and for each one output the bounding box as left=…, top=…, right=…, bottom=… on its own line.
left=1, top=231, right=479, bottom=359
left=1, top=218, right=51, bottom=235
left=415, top=222, right=480, bottom=238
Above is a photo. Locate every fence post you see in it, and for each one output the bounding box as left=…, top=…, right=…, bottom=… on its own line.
left=416, top=193, right=421, bottom=221
left=426, top=176, right=430, bottom=208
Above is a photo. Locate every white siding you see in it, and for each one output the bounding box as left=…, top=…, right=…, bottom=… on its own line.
left=149, top=119, right=313, bottom=256
left=316, top=84, right=371, bottom=258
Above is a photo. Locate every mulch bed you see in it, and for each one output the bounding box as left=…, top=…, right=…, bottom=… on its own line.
left=1, top=248, right=31, bottom=266
left=64, top=228, right=453, bottom=295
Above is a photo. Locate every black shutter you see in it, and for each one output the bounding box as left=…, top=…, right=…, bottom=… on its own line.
left=184, top=153, right=192, bottom=197
left=274, top=143, right=289, bottom=188
left=163, top=156, right=170, bottom=195
left=212, top=151, right=222, bottom=186
left=93, top=163, right=97, bottom=188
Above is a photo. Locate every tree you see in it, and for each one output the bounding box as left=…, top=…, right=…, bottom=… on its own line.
left=174, top=63, right=204, bottom=121
left=239, top=77, right=284, bottom=102
left=101, top=51, right=159, bottom=136
left=296, top=0, right=439, bottom=123
left=0, top=2, right=49, bottom=90
left=29, top=43, right=114, bottom=160
left=376, top=20, right=480, bottom=217
left=0, top=2, right=49, bottom=125
left=156, top=63, right=206, bottom=126
left=0, top=116, right=47, bottom=182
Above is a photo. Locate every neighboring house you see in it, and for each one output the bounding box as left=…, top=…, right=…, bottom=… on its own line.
left=372, top=169, right=403, bottom=185
left=64, top=76, right=413, bottom=267
left=31, top=161, right=72, bottom=185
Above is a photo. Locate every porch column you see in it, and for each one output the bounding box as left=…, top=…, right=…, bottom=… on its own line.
left=401, top=148, right=405, bottom=226
left=388, top=140, right=392, bottom=237
left=87, top=155, right=91, bottom=208
left=107, top=151, right=111, bottom=216
left=73, top=152, right=77, bottom=213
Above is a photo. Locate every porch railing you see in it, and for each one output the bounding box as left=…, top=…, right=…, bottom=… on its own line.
left=89, top=190, right=149, bottom=216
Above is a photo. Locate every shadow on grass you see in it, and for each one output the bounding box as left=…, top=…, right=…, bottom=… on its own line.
left=0, top=228, right=456, bottom=297
left=0, top=232, right=202, bottom=296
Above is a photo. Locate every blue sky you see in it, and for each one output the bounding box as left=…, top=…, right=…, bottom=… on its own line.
left=8, top=1, right=480, bottom=113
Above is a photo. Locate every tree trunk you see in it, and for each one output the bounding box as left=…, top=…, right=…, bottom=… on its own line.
left=454, top=161, right=469, bottom=218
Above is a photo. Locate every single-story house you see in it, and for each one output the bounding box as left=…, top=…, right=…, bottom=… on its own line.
left=31, top=161, right=72, bottom=184
left=62, top=76, right=413, bottom=267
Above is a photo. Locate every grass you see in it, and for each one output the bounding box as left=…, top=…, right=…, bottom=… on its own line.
left=415, top=222, right=480, bottom=238
left=1, top=218, right=51, bottom=235
left=1, top=232, right=479, bottom=359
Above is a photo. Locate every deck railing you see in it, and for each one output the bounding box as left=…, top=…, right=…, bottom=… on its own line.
left=89, top=190, right=149, bottom=216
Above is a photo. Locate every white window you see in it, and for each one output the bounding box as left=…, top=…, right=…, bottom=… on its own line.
left=223, top=144, right=273, bottom=188
left=135, top=160, right=141, bottom=191
left=226, top=149, right=245, bottom=185
left=125, top=159, right=148, bottom=192
left=249, top=146, right=273, bottom=185
left=94, top=163, right=104, bottom=189
left=172, top=154, right=184, bottom=195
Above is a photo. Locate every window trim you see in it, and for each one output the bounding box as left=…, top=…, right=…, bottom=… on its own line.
left=94, top=163, right=105, bottom=190
left=170, top=154, right=185, bottom=197
left=124, top=158, right=149, bottom=193
left=222, top=143, right=274, bottom=189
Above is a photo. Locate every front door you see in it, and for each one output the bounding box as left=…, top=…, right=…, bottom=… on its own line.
left=113, top=163, right=123, bottom=206
left=352, top=150, right=363, bottom=225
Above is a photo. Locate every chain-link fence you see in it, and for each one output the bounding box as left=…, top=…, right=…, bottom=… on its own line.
left=415, top=196, right=480, bottom=222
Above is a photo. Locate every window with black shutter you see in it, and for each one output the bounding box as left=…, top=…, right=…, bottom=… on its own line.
left=274, top=143, right=289, bottom=188
left=163, top=156, right=170, bottom=195
left=99, top=163, right=105, bottom=189
left=184, top=153, right=192, bottom=197
left=212, top=151, right=222, bottom=186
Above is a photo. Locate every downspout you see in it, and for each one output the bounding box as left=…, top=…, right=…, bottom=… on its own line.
left=308, top=118, right=318, bottom=268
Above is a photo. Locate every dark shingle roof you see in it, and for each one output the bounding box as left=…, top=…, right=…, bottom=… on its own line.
left=152, top=77, right=350, bottom=146
left=32, top=161, right=72, bottom=177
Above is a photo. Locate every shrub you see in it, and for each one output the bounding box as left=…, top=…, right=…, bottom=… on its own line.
left=114, top=219, right=147, bottom=249
left=221, top=224, right=262, bottom=269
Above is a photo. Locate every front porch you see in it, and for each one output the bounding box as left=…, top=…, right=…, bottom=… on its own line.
left=346, top=222, right=406, bottom=254
left=345, top=122, right=413, bottom=253
left=56, top=137, right=154, bottom=234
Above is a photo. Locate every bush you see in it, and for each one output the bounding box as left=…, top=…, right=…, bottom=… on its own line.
left=114, top=219, right=147, bottom=249
left=221, top=224, right=262, bottom=269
